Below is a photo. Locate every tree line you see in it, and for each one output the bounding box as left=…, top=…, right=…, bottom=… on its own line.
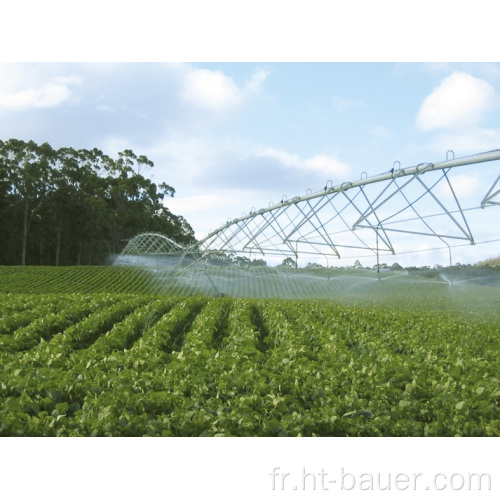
left=0, top=139, right=195, bottom=266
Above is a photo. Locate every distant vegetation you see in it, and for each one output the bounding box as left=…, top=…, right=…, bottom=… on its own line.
left=0, top=139, right=194, bottom=266
left=477, top=256, right=500, bottom=267
left=0, top=266, right=163, bottom=295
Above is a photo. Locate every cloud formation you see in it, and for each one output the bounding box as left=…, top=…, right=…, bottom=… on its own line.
left=258, top=147, right=351, bottom=180
left=0, top=73, right=81, bottom=111
left=181, top=67, right=269, bottom=113
left=416, top=71, right=497, bottom=131
left=181, top=69, right=242, bottom=111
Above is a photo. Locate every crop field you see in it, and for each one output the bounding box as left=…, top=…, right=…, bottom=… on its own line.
left=0, top=266, right=165, bottom=295
left=1, top=266, right=500, bottom=436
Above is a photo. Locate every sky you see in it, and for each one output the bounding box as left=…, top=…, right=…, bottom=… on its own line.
left=1, top=0, right=500, bottom=268
left=1, top=62, right=499, bottom=266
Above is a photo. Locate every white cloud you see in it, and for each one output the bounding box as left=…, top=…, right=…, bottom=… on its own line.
left=181, top=69, right=241, bottom=111
left=143, top=135, right=354, bottom=239
left=245, top=68, right=270, bottom=92
left=416, top=71, right=497, bottom=131
left=257, top=147, right=351, bottom=180
left=151, top=136, right=351, bottom=190
left=0, top=75, right=81, bottom=111
left=257, top=147, right=300, bottom=168
left=180, top=67, right=269, bottom=113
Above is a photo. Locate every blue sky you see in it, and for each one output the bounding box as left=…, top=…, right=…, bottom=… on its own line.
left=1, top=61, right=500, bottom=266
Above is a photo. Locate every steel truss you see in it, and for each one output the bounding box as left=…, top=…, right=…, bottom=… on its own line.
left=195, top=149, right=500, bottom=264
left=481, top=174, right=500, bottom=208
left=121, top=149, right=500, bottom=268
left=121, top=232, right=186, bottom=255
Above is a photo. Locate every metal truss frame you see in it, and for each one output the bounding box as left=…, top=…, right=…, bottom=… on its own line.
left=121, top=232, right=186, bottom=255
left=121, top=149, right=500, bottom=270
left=481, top=174, right=500, bottom=208
left=194, top=149, right=500, bottom=263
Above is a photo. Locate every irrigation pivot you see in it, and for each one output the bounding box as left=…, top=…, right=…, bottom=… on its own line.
left=120, top=149, right=500, bottom=274
left=195, top=149, right=500, bottom=262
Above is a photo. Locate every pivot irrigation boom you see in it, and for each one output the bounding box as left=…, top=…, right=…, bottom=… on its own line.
left=121, top=149, right=500, bottom=269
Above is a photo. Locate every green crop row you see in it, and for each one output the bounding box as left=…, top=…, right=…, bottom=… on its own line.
left=0, top=266, right=164, bottom=294
left=1, top=292, right=499, bottom=436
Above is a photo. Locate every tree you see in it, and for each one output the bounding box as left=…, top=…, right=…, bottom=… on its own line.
left=235, top=256, right=250, bottom=267
left=306, top=262, right=323, bottom=268
left=0, top=139, right=195, bottom=265
left=281, top=257, right=296, bottom=268
left=0, top=139, right=56, bottom=265
left=250, top=258, right=267, bottom=267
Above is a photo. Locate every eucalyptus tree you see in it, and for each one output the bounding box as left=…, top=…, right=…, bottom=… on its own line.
left=0, top=139, right=195, bottom=266
left=0, top=139, right=56, bottom=265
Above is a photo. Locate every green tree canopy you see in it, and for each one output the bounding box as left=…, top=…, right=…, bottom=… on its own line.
left=0, top=139, right=195, bottom=265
